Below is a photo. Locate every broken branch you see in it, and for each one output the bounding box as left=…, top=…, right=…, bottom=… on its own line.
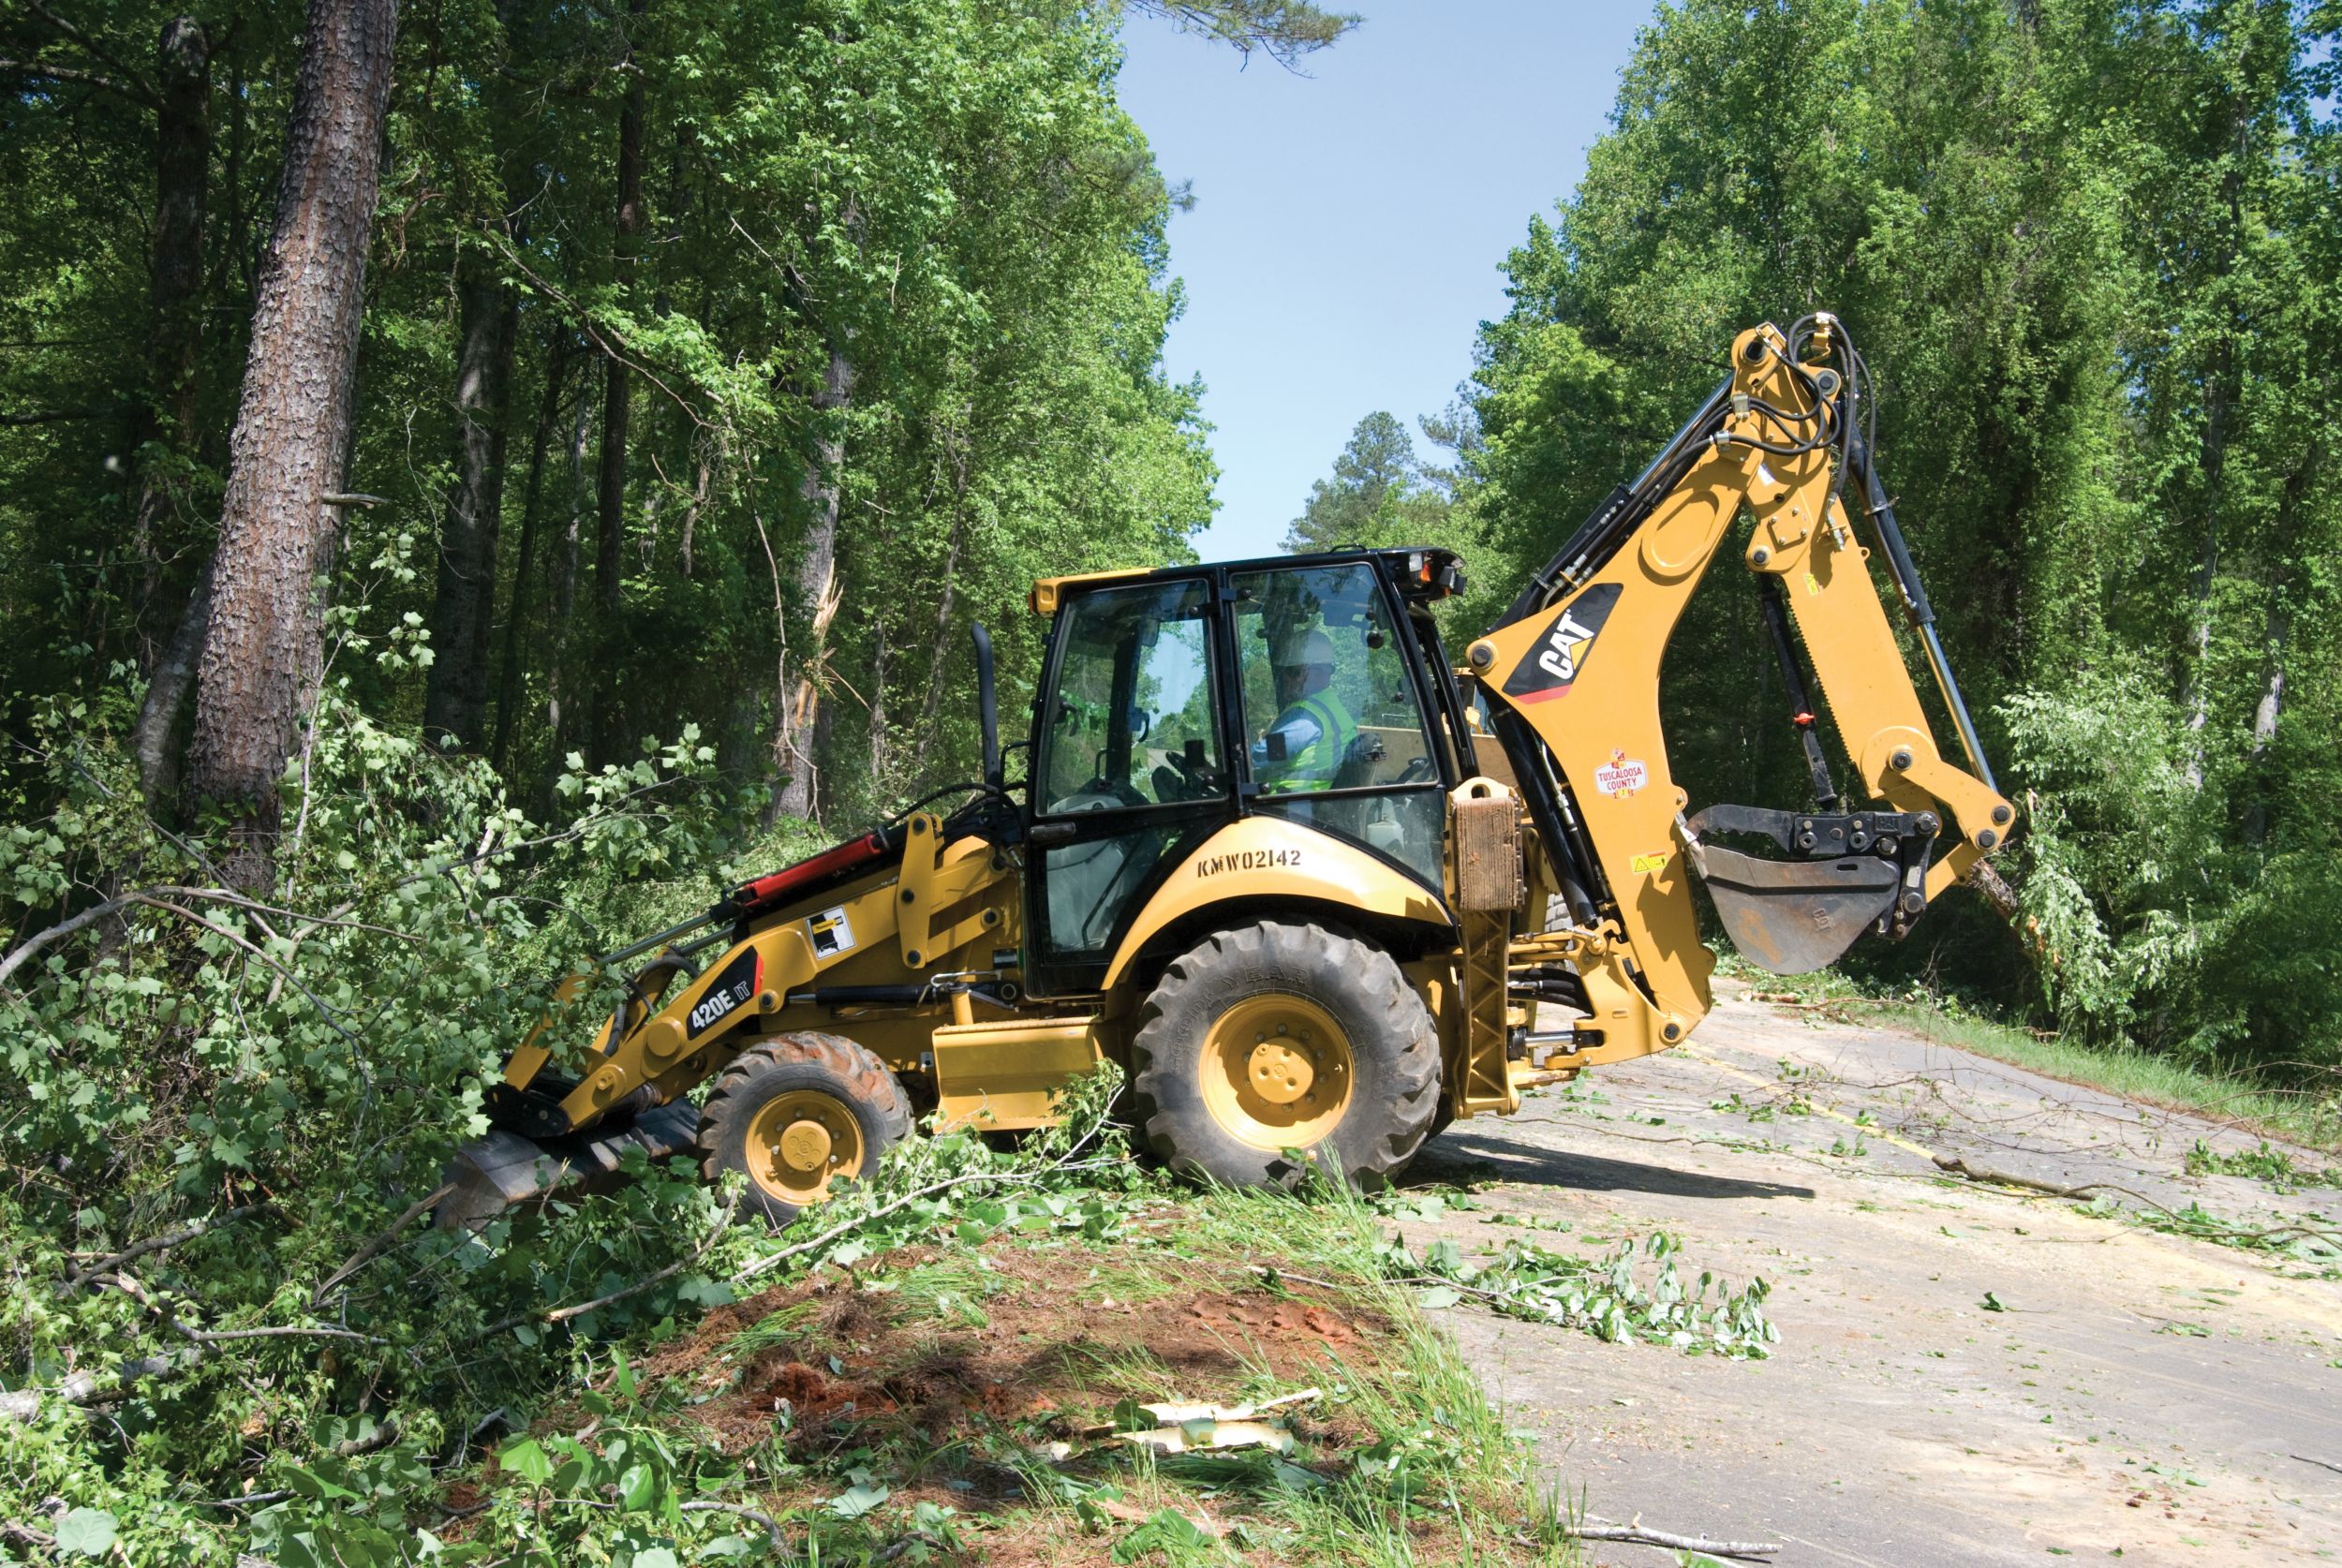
left=1567, top=1519, right=1780, bottom=1559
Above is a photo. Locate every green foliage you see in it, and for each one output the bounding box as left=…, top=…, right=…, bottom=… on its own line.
left=1386, top=1226, right=1776, bottom=1360
left=2184, top=1139, right=2342, bottom=1191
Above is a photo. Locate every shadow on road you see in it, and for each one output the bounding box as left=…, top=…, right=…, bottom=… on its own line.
left=1412, top=1133, right=1816, bottom=1202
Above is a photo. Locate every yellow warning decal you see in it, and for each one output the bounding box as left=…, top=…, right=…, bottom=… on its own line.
left=1803, top=571, right=1822, bottom=597
left=1630, top=851, right=1670, bottom=874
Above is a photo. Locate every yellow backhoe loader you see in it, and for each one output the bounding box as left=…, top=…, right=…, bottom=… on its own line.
left=440, top=315, right=2013, bottom=1230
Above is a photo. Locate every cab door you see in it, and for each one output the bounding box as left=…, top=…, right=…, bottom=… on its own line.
left=1023, top=576, right=1233, bottom=998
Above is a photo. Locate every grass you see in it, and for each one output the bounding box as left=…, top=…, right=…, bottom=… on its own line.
left=1171, top=1181, right=1576, bottom=1565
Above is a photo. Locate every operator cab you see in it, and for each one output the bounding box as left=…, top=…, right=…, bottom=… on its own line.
left=1015, top=548, right=1474, bottom=998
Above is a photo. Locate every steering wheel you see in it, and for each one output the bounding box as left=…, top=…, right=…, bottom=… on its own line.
left=1395, top=755, right=1436, bottom=785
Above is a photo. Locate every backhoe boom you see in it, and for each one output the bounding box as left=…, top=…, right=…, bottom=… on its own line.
left=1462, top=317, right=2012, bottom=1078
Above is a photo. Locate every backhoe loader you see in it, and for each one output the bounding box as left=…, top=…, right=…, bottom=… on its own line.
left=440, top=315, right=2014, bottom=1230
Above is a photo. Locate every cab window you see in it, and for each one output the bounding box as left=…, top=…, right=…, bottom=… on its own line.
left=1230, top=564, right=1438, bottom=794
left=1229, top=563, right=1445, bottom=890
left=1036, top=580, right=1223, bottom=814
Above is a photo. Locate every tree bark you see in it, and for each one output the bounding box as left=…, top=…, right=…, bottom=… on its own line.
left=545, top=370, right=594, bottom=778
left=772, top=337, right=854, bottom=821
left=185, top=0, right=398, bottom=889
left=421, top=263, right=518, bottom=748
left=867, top=616, right=889, bottom=786
left=131, top=557, right=214, bottom=815
left=491, top=327, right=571, bottom=772
left=589, top=0, right=647, bottom=768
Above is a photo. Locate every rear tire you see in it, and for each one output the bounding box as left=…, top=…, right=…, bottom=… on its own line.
left=698, top=1032, right=911, bottom=1228
left=1129, top=921, right=1439, bottom=1191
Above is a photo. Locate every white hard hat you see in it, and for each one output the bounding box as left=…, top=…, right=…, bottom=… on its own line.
left=1275, top=628, right=1336, bottom=667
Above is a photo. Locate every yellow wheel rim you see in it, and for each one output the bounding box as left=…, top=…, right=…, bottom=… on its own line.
left=744, top=1089, right=866, bottom=1206
left=1198, top=993, right=1355, bottom=1151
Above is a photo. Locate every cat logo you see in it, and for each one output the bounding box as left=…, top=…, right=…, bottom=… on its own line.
left=1501, top=583, right=1621, bottom=705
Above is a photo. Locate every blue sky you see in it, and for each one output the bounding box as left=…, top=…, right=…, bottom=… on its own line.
left=1115, top=3, right=1653, bottom=561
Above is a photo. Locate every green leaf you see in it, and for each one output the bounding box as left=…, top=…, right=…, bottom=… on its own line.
left=54, top=1509, right=117, bottom=1558
left=498, top=1435, right=556, bottom=1484
left=618, top=1462, right=659, bottom=1511
left=825, top=1484, right=891, bottom=1519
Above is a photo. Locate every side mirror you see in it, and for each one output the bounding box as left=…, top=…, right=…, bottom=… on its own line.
left=971, top=623, right=1003, bottom=792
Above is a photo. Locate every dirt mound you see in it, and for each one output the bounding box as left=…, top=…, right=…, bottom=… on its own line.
left=641, top=1241, right=1387, bottom=1455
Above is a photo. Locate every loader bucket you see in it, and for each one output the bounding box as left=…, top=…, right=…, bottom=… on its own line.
left=436, top=1102, right=700, bottom=1231
left=1688, top=840, right=1898, bottom=975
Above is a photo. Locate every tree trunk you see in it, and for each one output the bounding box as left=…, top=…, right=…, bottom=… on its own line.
left=772, top=338, right=854, bottom=821
left=129, top=15, right=214, bottom=645
left=589, top=0, right=647, bottom=768
left=546, top=379, right=593, bottom=765
left=131, top=556, right=214, bottom=815
left=422, top=265, right=518, bottom=748
left=185, top=0, right=398, bottom=889
left=126, top=15, right=214, bottom=810
left=492, top=327, right=571, bottom=772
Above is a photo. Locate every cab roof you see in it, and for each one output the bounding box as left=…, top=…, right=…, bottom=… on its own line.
left=1029, top=546, right=1466, bottom=615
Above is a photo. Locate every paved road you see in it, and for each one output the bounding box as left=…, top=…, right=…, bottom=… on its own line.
left=1406, top=980, right=2342, bottom=1567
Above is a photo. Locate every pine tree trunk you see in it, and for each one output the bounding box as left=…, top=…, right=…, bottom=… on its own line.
left=589, top=0, right=647, bottom=768
left=772, top=338, right=854, bottom=821
left=422, top=266, right=518, bottom=748
left=185, top=0, right=398, bottom=889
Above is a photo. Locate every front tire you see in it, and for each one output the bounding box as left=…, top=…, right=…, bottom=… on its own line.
left=1129, top=922, right=1439, bottom=1191
left=698, top=1032, right=911, bottom=1227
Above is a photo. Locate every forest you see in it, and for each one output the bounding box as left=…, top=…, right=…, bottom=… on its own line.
left=0, top=0, right=2335, bottom=1559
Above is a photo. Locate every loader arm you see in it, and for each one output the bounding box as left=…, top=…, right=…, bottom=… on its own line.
left=1462, top=318, right=2013, bottom=1075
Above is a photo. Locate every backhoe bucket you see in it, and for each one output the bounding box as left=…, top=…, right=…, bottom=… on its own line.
left=1687, top=841, right=1897, bottom=975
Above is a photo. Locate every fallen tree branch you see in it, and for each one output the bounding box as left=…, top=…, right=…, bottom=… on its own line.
left=333, top=1418, right=402, bottom=1459
left=64, top=1204, right=265, bottom=1289
left=732, top=1155, right=1119, bottom=1284
left=1931, top=1156, right=2342, bottom=1250
left=1567, top=1519, right=1779, bottom=1559
left=184, top=1324, right=388, bottom=1346
left=2292, top=1454, right=2342, bottom=1475
left=476, top=1187, right=744, bottom=1340
left=313, top=1185, right=455, bottom=1305
left=1932, top=1155, right=2144, bottom=1204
